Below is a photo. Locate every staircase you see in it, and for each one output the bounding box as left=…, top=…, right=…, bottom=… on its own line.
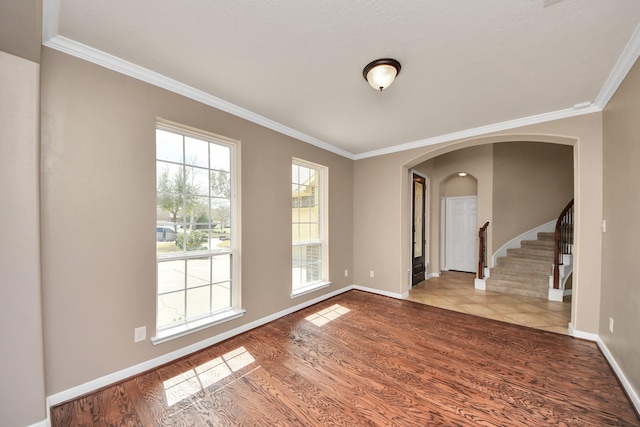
left=485, top=232, right=555, bottom=299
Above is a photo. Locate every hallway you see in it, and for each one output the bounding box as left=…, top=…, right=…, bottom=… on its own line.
left=407, top=271, right=571, bottom=335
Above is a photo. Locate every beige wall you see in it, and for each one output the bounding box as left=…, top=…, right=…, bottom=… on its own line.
left=0, top=51, right=46, bottom=426
left=442, top=175, right=478, bottom=198
left=353, top=114, right=603, bottom=335
left=601, top=57, right=640, bottom=398
left=492, top=142, right=573, bottom=249
left=40, top=48, right=353, bottom=394
left=409, top=143, right=572, bottom=277
left=0, top=0, right=41, bottom=63
left=412, top=145, right=493, bottom=276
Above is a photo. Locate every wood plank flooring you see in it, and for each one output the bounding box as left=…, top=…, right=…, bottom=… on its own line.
left=51, top=290, right=639, bottom=426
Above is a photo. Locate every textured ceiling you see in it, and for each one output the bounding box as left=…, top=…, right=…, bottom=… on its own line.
left=47, top=0, right=640, bottom=158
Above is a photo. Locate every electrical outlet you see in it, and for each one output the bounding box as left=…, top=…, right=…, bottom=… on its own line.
left=609, top=317, right=614, bottom=334
left=134, top=326, right=146, bottom=343
left=344, top=269, right=348, bottom=277
left=370, top=270, right=374, bottom=278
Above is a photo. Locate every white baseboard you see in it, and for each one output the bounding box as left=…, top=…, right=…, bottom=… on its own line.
left=568, top=323, right=598, bottom=341
left=45, top=283, right=409, bottom=418
left=597, top=337, right=640, bottom=415
left=47, top=285, right=355, bottom=409
left=45, top=290, right=639, bottom=426
left=351, top=284, right=408, bottom=300
left=474, top=278, right=486, bottom=290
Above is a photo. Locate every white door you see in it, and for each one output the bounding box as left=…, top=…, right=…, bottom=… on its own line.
left=446, top=196, right=478, bottom=272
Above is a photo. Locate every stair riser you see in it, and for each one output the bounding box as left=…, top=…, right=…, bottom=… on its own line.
left=521, top=240, right=555, bottom=249
left=506, top=249, right=555, bottom=261
left=496, top=260, right=552, bottom=275
left=489, top=273, right=548, bottom=286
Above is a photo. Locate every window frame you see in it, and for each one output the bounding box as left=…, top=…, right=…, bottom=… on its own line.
left=291, top=158, right=330, bottom=297
left=152, top=120, right=243, bottom=344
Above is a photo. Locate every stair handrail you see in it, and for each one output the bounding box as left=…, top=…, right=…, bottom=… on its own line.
left=553, top=199, right=574, bottom=289
left=478, top=221, right=490, bottom=279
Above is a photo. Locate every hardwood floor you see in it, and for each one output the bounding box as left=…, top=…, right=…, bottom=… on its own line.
left=52, top=290, right=639, bottom=426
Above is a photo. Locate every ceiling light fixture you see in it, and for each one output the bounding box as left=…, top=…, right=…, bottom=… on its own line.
left=458, top=172, right=468, bottom=177
left=363, top=58, right=401, bottom=91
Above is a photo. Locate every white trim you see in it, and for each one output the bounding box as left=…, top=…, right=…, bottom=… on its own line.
left=26, top=420, right=48, bottom=427
left=43, top=35, right=354, bottom=160
left=151, top=308, right=246, bottom=345
left=594, top=23, right=640, bottom=109
left=353, top=105, right=601, bottom=160
left=47, top=285, right=355, bottom=407
left=568, top=323, right=598, bottom=341
left=474, top=278, right=487, bottom=290
left=42, top=10, right=640, bottom=162
left=291, top=281, right=331, bottom=298
left=597, top=337, right=640, bottom=414
left=492, top=220, right=555, bottom=266
left=46, top=283, right=405, bottom=410
left=351, top=284, right=408, bottom=300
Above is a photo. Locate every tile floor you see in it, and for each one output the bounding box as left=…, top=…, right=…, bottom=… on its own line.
left=407, top=271, right=572, bottom=335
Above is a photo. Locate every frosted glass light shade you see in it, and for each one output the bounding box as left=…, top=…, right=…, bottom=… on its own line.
left=363, top=58, right=401, bottom=91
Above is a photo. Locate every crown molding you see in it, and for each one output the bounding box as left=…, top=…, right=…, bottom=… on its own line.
left=353, top=104, right=601, bottom=160
left=43, top=9, right=640, bottom=162
left=594, top=23, right=640, bottom=109
left=42, top=34, right=355, bottom=160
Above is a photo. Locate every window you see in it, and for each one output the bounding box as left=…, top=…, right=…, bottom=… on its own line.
left=292, top=159, right=329, bottom=296
left=154, top=122, right=242, bottom=343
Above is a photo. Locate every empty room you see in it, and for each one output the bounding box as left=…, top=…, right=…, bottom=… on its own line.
left=1, top=1, right=640, bottom=426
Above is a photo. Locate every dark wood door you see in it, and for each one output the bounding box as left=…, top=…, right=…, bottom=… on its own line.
left=412, top=173, right=426, bottom=286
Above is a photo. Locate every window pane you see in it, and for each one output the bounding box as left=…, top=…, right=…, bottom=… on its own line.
left=185, top=230, right=209, bottom=252
left=187, top=287, right=211, bottom=319
left=158, top=260, right=185, bottom=293
left=210, top=144, right=230, bottom=172
left=212, top=281, right=231, bottom=312
left=188, top=196, right=210, bottom=226
left=293, top=246, right=303, bottom=268
left=292, top=160, right=326, bottom=291
left=211, top=198, right=231, bottom=233
left=187, top=258, right=211, bottom=288
left=157, top=125, right=236, bottom=333
left=185, top=137, right=209, bottom=167
left=309, top=222, right=320, bottom=241
left=292, top=223, right=300, bottom=243
left=212, top=254, right=231, bottom=284
left=210, top=170, right=231, bottom=198
left=158, top=291, right=185, bottom=328
left=156, top=130, right=183, bottom=163
left=185, top=166, right=209, bottom=196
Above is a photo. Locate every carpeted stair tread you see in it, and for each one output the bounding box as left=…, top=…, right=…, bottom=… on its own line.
left=485, top=231, right=558, bottom=299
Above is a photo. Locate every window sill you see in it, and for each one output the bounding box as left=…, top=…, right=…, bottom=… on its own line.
left=291, top=281, right=331, bottom=298
left=151, top=308, right=246, bottom=345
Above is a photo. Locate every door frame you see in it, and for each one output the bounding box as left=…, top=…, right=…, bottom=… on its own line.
left=409, top=170, right=428, bottom=288
left=444, top=195, right=478, bottom=273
